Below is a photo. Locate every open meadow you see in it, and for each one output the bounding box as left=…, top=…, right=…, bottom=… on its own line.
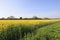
left=0, top=20, right=60, bottom=40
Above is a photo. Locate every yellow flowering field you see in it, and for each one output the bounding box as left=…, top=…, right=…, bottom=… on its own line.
left=0, top=20, right=59, bottom=40
left=0, top=20, right=59, bottom=31
left=0, top=20, right=58, bottom=24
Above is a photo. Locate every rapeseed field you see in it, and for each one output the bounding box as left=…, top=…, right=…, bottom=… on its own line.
left=0, top=20, right=59, bottom=40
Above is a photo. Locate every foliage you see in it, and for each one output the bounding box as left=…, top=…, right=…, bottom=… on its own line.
left=0, top=20, right=59, bottom=40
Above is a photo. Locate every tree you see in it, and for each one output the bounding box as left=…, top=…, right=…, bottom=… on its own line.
left=7, top=16, right=15, bottom=19
left=20, top=17, right=22, bottom=19
left=44, top=17, right=50, bottom=20
left=24, top=18, right=28, bottom=20
left=1, top=17, right=5, bottom=20
left=32, top=16, right=39, bottom=19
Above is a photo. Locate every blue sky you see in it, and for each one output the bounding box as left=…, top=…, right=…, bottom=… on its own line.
left=0, top=0, right=60, bottom=18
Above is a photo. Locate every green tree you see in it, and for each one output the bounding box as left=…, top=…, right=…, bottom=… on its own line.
left=20, top=17, right=22, bottom=19
left=7, top=16, right=15, bottom=19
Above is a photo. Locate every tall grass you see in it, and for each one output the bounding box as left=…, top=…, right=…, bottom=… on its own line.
left=34, top=21, right=60, bottom=40
left=0, top=21, right=59, bottom=40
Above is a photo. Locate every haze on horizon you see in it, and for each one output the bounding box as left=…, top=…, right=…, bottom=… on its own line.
left=0, top=0, right=60, bottom=18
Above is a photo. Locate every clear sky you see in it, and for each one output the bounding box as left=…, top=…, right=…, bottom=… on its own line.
left=0, top=0, right=60, bottom=18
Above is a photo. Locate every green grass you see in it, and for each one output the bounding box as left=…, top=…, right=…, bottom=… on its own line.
left=0, top=21, right=60, bottom=40
left=34, top=21, right=60, bottom=40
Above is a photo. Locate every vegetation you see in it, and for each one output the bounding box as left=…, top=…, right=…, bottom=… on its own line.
left=0, top=20, right=59, bottom=40
left=0, top=16, right=50, bottom=20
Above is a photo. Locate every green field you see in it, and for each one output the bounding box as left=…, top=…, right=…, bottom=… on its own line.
left=0, top=20, right=60, bottom=40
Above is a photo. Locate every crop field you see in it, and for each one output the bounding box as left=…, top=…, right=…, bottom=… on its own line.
left=0, top=20, right=59, bottom=40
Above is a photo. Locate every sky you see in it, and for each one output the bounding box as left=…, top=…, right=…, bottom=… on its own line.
left=0, top=0, right=60, bottom=18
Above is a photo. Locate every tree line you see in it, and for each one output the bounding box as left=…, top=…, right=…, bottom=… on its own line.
left=0, top=16, right=50, bottom=20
